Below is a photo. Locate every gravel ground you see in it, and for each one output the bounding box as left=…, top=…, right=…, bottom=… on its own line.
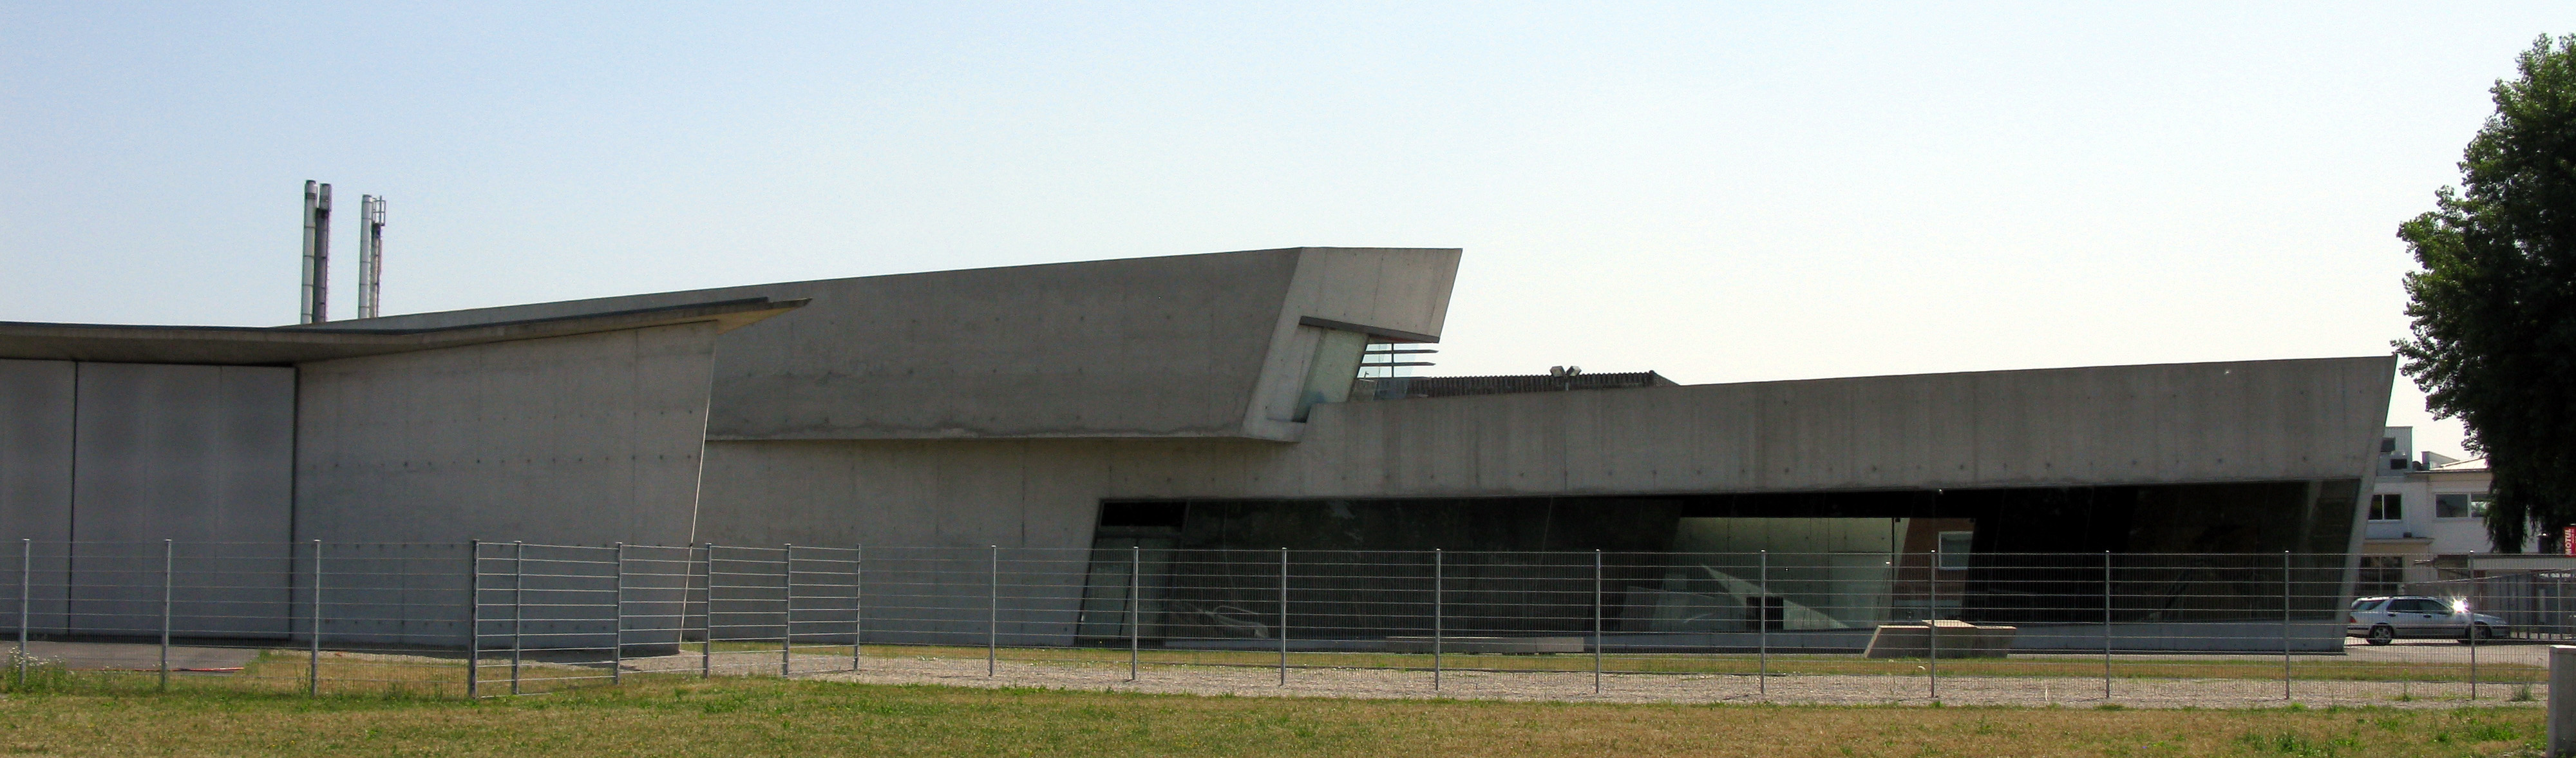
left=620, top=650, right=2544, bottom=710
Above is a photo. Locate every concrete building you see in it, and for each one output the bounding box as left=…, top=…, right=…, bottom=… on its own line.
left=0, top=247, right=2397, bottom=650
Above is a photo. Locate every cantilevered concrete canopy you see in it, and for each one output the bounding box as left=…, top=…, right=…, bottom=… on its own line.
left=0, top=298, right=804, bottom=365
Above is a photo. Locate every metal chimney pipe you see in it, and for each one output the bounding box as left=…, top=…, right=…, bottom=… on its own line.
left=357, top=195, right=384, bottom=319
left=299, top=182, right=333, bottom=323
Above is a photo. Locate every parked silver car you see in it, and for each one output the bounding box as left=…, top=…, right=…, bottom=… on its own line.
left=2346, top=595, right=2508, bottom=645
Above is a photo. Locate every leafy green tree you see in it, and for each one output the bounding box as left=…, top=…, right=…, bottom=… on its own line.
left=2397, top=35, right=2576, bottom=553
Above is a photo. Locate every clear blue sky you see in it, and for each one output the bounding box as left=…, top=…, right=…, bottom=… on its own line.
left=4, top=3, right=2561, bottom=459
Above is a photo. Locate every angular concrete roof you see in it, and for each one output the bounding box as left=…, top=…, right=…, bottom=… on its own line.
left=0, top=298, right=804, bottom=365
left=303, top=247, right=1463, bottom=441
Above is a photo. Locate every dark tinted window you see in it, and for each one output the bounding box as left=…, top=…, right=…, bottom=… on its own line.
left=1097, top=502, right=1187, bottom=529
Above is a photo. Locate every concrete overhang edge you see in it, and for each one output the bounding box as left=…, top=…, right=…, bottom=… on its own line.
left=1296, top=316, right=1439, bottom=344
left=0, top=298, right=808, bottom=365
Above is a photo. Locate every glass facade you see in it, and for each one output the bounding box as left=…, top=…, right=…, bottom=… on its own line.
left=1077, top=480, right=2362, bottom=644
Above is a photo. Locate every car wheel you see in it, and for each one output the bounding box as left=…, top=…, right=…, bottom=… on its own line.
left=2470, top=623, right=2494, bottom=641
left=2367, top=625, right=2394, bottom=645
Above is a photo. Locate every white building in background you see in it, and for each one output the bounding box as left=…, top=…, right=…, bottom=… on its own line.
left=2357, top=426, right=2509, bottom=594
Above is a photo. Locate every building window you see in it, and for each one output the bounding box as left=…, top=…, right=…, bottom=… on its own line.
left=2438, top=493, right=2492, bottom=518
left=1744, top=596, right=1785, bottom=631
left=2382, top=437, right=2396, bottom=453
left=2389, top=457, right=2409, bottom=470
left=2369, top=494, right=2404, bottom=522
left=1937, top=531, right=1972, bottom=570
left=2358, top=555, right=2405, bottom=596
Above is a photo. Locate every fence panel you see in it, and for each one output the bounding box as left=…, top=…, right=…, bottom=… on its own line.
left=0, top=542, right=2550, bottom=704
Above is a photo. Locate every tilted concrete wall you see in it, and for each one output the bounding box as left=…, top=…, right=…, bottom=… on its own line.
left=291, top=322, right=724, bottom=646
left=293, top=322, right=721, bottom=545
left=314, top=247, right=1463, bottom=442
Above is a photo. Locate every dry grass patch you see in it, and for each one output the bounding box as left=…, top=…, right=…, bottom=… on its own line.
left=0, top=676, right=2546, bottom=757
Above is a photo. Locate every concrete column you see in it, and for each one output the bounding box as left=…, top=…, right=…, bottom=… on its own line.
left=2552, top=646, right=2576, bottom=756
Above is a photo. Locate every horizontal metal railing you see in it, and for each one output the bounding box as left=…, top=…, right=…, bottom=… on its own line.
left=0, top=540, right=2554, bottom=703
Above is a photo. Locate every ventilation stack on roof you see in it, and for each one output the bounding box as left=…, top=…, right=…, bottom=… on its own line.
left=356, top=195, right=385, bottom=319
left=299, top=181, right=332, bottom=324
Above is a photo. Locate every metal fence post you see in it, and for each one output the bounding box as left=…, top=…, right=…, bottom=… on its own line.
left=1283, top=544, right=1298, bottom=685
left=1759, top=549, right=1769, bottom=696
left=1433, top=549, right=1443, bottom=691
left=2102, top=551, right=2112, bottom=701
left=308, top=540, right=322, bottom=697
left=16, top=538, right=28, bottom=687
left=466, top=540, right=480, bottom=699
left=853, top=544, right=864, bottom=674
left=2469, top=596, right=2480, bottom=700
left=159, top=540, right=171, bottom=691
left=700, top=544, right=714, bottom=679
left=1592, top=549, right=1602, bottom=694
left=782, top=544, right=795, bottom=677
left=511, top=541, right=524, bottom=696
left=611, top=543, right=624, bottom=686
left=866, top=541, right=876, bottom=670
left=2282, top=551, right=2291, bottom=701
left=987, top=545, right=998, bottom=677
left=1128, top=545, right=1140, bottom=683
left=1928, top=544, right=1939, bottom=701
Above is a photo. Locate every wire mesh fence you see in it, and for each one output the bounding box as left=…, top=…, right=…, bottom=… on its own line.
left=0, top=540, right=2561, bottom=703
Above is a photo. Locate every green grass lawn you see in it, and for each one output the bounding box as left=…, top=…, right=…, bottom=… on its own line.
left=0, top=676, right=2546, bottom=757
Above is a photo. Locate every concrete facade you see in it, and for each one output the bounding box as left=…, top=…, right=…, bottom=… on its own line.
left=690, top=355, right=2396, bottom=550
left=1, top=360, right=298, bottom=547
left=0, top=360, right=296, bottom=636
left=294, top=321, right=721, bottom=546
left=321, top=247, right=1461, bottom=442
left=0, top=247, right=2396, bottom=652
left=0, top=359, right=75, bottom=548
left=0, top=299, right=797, bottom=643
